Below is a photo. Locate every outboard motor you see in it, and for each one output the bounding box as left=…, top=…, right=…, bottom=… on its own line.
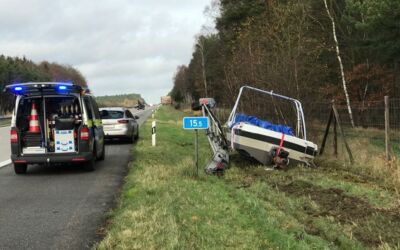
left=199, top=98, right=216, bottom=108
left=192, top=98, right=216, bottom=111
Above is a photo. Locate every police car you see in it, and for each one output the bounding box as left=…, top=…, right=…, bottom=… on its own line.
left=4, top=82, right=105, bottom=174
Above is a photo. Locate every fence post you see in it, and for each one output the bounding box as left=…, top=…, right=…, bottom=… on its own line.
left=385, top=95, right=390, bottom=161
left=333, top=115, right=338, bottom=157
left=332, top=102, right=354, bottom=164
left=319, top=107, right=333, bottom=156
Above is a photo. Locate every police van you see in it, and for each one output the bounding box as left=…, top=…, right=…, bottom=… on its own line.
left=4, top=82, right=105, bottom=174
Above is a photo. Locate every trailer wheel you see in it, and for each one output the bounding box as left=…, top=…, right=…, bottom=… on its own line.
left=14, top=163, right=27, bottom=174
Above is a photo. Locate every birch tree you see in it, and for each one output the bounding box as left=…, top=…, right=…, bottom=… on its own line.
left=323, top=0, right=355, bottom=127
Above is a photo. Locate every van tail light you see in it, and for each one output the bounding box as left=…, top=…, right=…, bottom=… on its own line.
left=10, top=129, right=18, bottom=143
left=80, top=127, right=89, bottom=141
left=118, top=119, right=129, bottom=124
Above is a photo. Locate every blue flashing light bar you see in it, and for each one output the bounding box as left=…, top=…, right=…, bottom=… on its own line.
left=14, top=87, right=22, bottom=91
left=58, top=85, right=67, bottom=90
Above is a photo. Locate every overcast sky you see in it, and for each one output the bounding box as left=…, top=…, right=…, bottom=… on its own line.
left=0, top=0, right=213, bottom=103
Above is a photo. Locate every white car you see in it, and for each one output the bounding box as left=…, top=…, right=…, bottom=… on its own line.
left=100, top=107, right=139, bottom=142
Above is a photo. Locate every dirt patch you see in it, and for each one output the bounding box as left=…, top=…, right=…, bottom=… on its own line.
left=354, top=206, right=400, bottom=247
left=278, top=180, right=374, bottom=222
left=233, top=163, right=400, bottom=247
left=278, top=180, right=400, bottom=247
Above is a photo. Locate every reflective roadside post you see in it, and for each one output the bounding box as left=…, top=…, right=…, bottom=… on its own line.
left=152, top=121, right=156, bottom=146
left=182, top=117, right=209, bottom=176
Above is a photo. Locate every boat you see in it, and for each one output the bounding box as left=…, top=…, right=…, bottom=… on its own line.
left=225, top=86, right=318, bottom=167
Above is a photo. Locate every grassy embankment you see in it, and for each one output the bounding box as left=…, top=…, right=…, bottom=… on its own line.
left=0, top=118, right=10, bottom=127
left=308, top=124, right=400, bottom=190
left=96, top=106, right=400, bottom=250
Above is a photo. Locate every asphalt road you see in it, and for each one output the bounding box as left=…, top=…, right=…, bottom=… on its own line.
left=0, top=107, right=154, bottom=250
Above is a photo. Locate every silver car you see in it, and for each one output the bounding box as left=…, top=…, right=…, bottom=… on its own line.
left=100, top=107, right=139, bottom=142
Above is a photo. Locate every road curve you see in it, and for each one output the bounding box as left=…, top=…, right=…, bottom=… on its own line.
left=0, top=107, right=154, bottom=250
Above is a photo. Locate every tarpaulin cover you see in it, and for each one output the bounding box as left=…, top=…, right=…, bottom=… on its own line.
left=233, top=113, right=294, bottom=135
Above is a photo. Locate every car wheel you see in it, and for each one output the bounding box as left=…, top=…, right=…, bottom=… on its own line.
left=84, top=157, right=95, bottom=171
left=14, top=163, right=27, bottom=174
left=134, top=129, right=139, bottom=140
left=98, top=143, right=105, bottom=161
left=84, top=148, right=96, bottom=171
left=129, top=132, right=135, bottom=143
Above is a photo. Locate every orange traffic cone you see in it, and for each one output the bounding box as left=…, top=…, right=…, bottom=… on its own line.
left=29, top=102, right=40, bottom=133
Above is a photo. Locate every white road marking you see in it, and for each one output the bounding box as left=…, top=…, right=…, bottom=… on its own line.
left=0, top=126, right=11, bottom=163
left=0, top=159, right=11, bottom=168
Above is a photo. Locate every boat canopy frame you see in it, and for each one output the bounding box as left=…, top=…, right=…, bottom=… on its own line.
left=227, top=85, right=308, bottom=140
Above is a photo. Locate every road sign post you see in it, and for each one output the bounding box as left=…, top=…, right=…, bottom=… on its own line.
left=183, top=117, right=209, bottom=176
left=195, top=129, right=198, bottom=175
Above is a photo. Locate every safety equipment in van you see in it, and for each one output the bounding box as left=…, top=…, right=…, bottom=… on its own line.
left=28, top=102, right=40, bottom=134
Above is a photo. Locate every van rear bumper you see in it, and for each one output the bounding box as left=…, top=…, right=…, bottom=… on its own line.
left=11, top=152, right=93, bottom=164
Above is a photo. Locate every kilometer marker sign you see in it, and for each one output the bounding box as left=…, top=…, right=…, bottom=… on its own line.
left=182, top=116, right=209, bottom=176
left=182, top=117, right=209, bottom=130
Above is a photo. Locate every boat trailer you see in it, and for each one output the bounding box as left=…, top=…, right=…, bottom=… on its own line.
left=198, top=98, right=230, bottom=174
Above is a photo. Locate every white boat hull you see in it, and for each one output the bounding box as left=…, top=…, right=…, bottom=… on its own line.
left=226, top=123, right=318, bottom=165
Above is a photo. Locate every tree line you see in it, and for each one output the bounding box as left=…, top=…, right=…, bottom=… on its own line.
left=170, top=0, right=399, bottom=120
left=0, top=55, right=87, bottom=113
left=96, top=93, right=143, bottom=108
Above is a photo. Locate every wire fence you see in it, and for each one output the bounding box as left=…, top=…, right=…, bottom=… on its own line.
left=390, top=99, right=400, bottom=148
left=307, top=97, right=400, bottom=161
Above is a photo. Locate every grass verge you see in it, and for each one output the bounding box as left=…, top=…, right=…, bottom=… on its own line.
left=0, top=118, right=10, bottom=127
left=309, top=124, right=400, bottom=191
left=95, top=106, right=400, bottom=250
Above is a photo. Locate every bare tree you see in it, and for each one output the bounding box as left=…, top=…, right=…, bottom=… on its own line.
left=196, top=37, right=208, bottom=97
left=323, top=0, right=355, bottom=127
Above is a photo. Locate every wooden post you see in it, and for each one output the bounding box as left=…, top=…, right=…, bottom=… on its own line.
left=319, top=108, right=334, bottom=155
left=385, top=96, right=390, bottom=160
left=332, top=103, right=354, bottom=164
left=333, top=115, right=338, bottom=157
